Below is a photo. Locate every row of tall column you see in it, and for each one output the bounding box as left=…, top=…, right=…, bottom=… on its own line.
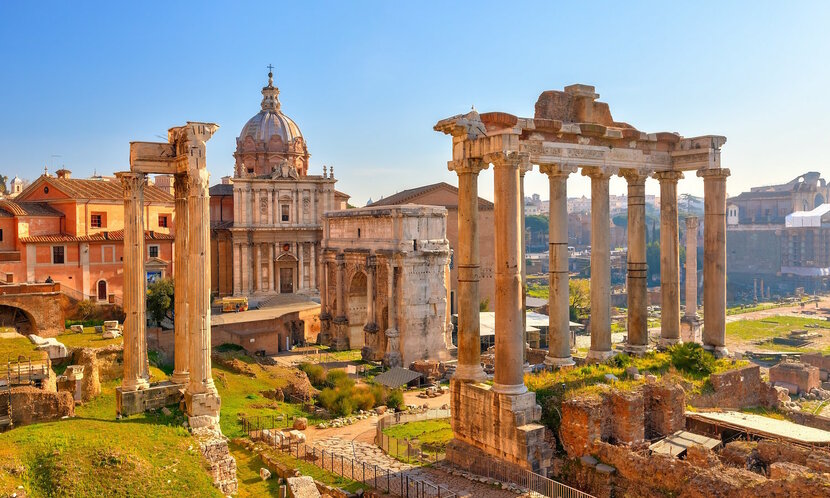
left=451, top=160, right=731, bottom=380
left=231, top=241, right=319, bottom=295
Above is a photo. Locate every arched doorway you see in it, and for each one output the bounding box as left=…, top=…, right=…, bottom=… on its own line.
left=347, top=272, right=367, bottom=349
left=276, top=254, right=297, bottom=294
left=97, top=280, right=108, bottom=301
left=0, top=304, right=35, bottom=336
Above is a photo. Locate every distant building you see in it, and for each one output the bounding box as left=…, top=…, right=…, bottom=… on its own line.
left=0, top=169, right=175, bottom=302
left=727, top=172, right=830, bottom=299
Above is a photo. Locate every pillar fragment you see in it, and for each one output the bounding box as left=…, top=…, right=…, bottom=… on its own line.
left=698, top=168, right=730, bottom=357
left=655, top=171, right=684, bottom=348
left=171, top=173, right=190, bottom=385
left=448, top=158, right=489, bottom=382
left=621, top=170, right=650, bottom=353
left=540, top=164, right=576, bottom=367
left=583, top=167, right=615, bottom=362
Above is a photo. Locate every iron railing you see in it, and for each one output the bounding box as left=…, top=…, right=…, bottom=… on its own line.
left=451, top=457, right=596, bottom=498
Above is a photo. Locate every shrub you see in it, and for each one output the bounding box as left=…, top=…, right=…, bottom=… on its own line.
left=299, top=363, right=327, bottom=388
left=352, top=386, right=376, bottom=411
left=325, top=369, right=352, bottom=389
left=611, top=353, right=632, bottom=369
left=669, top=343, right=715, bottom=377
left=387, top=389, right=405, bottom=411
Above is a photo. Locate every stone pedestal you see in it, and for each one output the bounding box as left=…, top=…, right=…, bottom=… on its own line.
left=699, top=168, right=730, bottom=358
left=655, top=171, right=683, bottom=349
left=583, top=168, right=615, bottom=362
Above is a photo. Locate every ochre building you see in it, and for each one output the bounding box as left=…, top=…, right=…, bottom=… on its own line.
left=210, top=71, right=349, bottom=298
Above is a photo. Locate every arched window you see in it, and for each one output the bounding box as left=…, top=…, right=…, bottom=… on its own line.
left=97, top=280, right=108, bottom=301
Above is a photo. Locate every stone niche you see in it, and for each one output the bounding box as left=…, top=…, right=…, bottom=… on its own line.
left=769, top=361, right=820, bottom=395
left=447, top=379, right=552, bottom=475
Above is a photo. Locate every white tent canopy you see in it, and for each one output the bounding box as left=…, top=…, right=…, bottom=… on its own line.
left=478, top=311, right=583, bottom=337
left=786, top=203, right=830, bottom=228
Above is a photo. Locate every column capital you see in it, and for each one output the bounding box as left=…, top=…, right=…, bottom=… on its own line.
left=580, top=166, right=617, bottom=179
left=173, top=172, right=190, bottom=200
left=652, top=170, right=684, bottom=183
left=697, top=167, right=731, bottom=180
left=539, top=163, right=578, bottom=178
left=187, top=168, right=211, bottom=195
left=115, top=171, right=146, bottom=196
left=484, top=151, right=529, bottom=170
left=686, top=216, right=700, bottom=230
left=618, top=168, right=651, bottom=185
left=448, top=158, right=489, bottom=175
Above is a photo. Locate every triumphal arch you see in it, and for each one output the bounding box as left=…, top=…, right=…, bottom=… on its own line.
left=115, top=122, right=222, bottom=431
left=436, top=84, right=729, bottom=474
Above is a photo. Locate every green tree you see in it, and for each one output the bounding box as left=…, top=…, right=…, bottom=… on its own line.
left=146, top=277, right=174, bottom=326
left=76, top=299, right=97, bottom=322
left=0, top=174, right=7, bottom=195
left=568, top=278, right=590, bottom=321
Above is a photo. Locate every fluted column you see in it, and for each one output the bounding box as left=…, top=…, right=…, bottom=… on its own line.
left=118, top=172, right=150, bottom=391
left=655, top=171, right=683, bottom=347
left=583, top=167, right=615, bottom=362
left=489, top=152, right=527, bottom=395
left=267, top=243, right=274, bottom=292
left=448, top=158, right=489, bottom=382
left=364, top=256, right=378, bottom=332
left=685, top=216, right=699, bottom=318
left=255, top=243, right=262, bottom=291
left=384, top=260, right=402, bottom=367
left=519, top=164, right=531, bottom=353
left=232, top=243, right=241, bottom=295
left=541, top=164, right=576, bottom=366
left=171, top=173, right=190, bottom=385
left=298, top=243, right=305, bottom=290
left=622, top=170, right=650, bottom=353
left=698, top=168, right=730, bottom=357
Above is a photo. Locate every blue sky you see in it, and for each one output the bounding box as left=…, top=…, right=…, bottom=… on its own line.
left=1, top=1, right=828, bottom=205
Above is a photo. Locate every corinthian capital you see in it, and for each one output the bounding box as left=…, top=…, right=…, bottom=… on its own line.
left=696, top=167, right=731, bottom=180
left=187, top=168, right=210, bottom=195
left=580, top=166, right=617, bottom=180
left=448, top=158, right=489, bottom=176
left=173, top=173, right=190, bottom=200
left=652, top=170, right=685, bottom=183
left=484, top=151, right=529, bottom=170
left=618, top=168, right=651, bottom=185
left=116, top=171, right=146, bottom=199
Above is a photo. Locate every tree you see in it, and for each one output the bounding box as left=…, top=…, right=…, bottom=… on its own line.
left=146, top=277, right=174, bottom=326
left=568, top=278, right=590, bottom=321
left=0, top=174, right=7, bottom=195
left=76, top=299, right=97, bottom=322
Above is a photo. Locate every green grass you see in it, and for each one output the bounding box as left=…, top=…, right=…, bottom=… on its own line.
left=527, top=282, right=549, bottom=300
left=382, top=419, right=453, bottom=454
left=58, top=327, right=123, bottom=350
left=726, top=316, right=830, bottom=343
left=0, top=334, right=44, bottom=362
left=254, top=446, right=364, bottom=493
left=230, top=442, right=283, bottom=498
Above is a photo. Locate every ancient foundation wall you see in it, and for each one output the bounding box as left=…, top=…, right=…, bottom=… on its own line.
left=72, top=345, right=123, bottom=402
left=643, top=382, right=685, bottom=439
left=448, top=379, right=552, bottom=474
left=116, top=381, right=184, bottom=417
left=194, top=428, right=238, bottom=495
left=769, top=361, right=820, bottom=394
left=9, top=386, right=74, bottom=426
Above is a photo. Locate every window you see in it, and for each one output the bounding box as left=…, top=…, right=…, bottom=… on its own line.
left=0, top=229, right=3, bottom=242
left=158, top=214, right=169, bottom=228
left=90, top=214, right=102, bottom=228
left=281, top=204, right=290, bottom=222
left=102, top=245, right=115, bottom=263
left=52, top=246, right=65, bottom=264
left=357, top=228, right=361, bottom=238
left=148, top=245, right=159, bottom=258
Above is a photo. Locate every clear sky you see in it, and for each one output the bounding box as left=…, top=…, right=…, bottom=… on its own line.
left=1, top=1, right=828, bottom=205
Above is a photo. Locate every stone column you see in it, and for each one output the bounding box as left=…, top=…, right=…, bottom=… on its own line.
left=332, top=253, right=349, bottom=350
left=364, top=257, right=378, bottom=331
left=240, top=243, right=249, bottom=293
left=334, top=253, right=346, bottom=318
left=320, top=259, right=330, bottom=317
left=698, top=168, right=730, bottom=357
left=298, top=243, right=305, bottom=290
left=489, top=152, right=527, bottom=395
left=583, top=167, right=615, bottom=362
left=519, top=164, right=530, bottom=352
left=448, top=158, right=489, bottom=382
left=685, top=216, right=699, bottom=318
left=383, top=260, right=402, bottom=367
left=232, top=243, right=241, bottom=296
left=540, top=164, right=575, bottom=366
left=185, top=167, right=221, bottom=424
left=621, top=170, right=650, bottom=353
left=255, top=244, right=262, bottom=292
left=267, top=244, right=274, bottom=292
left=117, top=172, right=150, bottom=391
left=171, top=173, right=190, bottom=385
left=310, top=242, right=317, bottom=291
left=655, top=171, right=683, bottom=347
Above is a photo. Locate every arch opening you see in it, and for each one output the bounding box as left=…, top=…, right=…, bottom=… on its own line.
left=347, top=271, right=367, bottom=349
left=0, top=304, right=36, bottom=337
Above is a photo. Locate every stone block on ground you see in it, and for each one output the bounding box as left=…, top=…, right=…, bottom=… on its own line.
left=769, top=361, right=820, bottom=395
left=286, top=476, right=321, bottom=498
left=69, top=324, right=84, bottom=334
left=720, top=441, right=759, bottom=469
left=102, top=329, right=121, bottom=339
left=292, top=417, right=308, bottom=430
left=686, top=444, right=721, bottom=469
left=260, top=467, right=271, bottom=480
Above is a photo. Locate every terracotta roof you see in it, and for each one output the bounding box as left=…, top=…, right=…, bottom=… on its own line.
left=18, top=176, right=173, bottom=203
left=369, top=182, right=494, bottom=210
left=210, top=184, right=234, bottom=196
left=20, top=229, right=173, bottom=244
left=0, top=200, right=63, bottom=217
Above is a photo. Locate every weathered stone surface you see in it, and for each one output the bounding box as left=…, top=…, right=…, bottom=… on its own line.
left=9, top=386, right=74, bottom=426
left=292, top=417, right=308, bottom=430
left=768, top=461, right=814, bottom=480
left=193, top=427, right=238, bottom=495
left=260, top=467, right=271, bottom=481
left=769, top=361, right=820, bottom=395
left=561, top=395, right=607, bottom=458
left=686, top=444, right=722, bottom=469
left=287, top=475, right=322, bottom=498
left=692, top=365, right=762, bottom=409
left=644, top=381, right=685, bottom=439
left=609, top=390, right=644, bottom=445
left=757, top=439, right=809, bottom=466
left=116, top=381, right=183, bottom=417
left=720, top=441, right=759, bottom=469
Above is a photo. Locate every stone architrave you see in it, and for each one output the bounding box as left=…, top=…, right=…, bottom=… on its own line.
left=540, top=163, right=577, bottom=367
left=654, top=170, right=684, bottom=348
left=487, top=151, right=528, bottom=394
left=698, top=168, right=730, bottom=357
left=117, top=172, right=150, bottom=391
left=583, top=167, right=616, bottom=362
left=448, top=158, right=488, bottom=382
left=621, top=169, right=650, bottom=353
left=171, top=173, right=189, bottom=385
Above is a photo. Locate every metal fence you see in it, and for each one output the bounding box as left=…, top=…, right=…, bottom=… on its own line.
left=455, top=457, right=595, bottom=498
left=240, top=414, right=457, bottom=498
left=376, top=432, right=445, bottom=465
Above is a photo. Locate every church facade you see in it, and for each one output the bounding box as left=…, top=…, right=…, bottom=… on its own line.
left=210, top=72, right=349, bottom=298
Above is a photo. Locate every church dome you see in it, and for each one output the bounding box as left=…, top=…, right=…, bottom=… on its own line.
left=237, top=71, right=303, bottom=146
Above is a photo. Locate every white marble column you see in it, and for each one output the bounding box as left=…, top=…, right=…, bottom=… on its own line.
left=117, top=172, right=150, bottom=391
left=622, top=170, right=650, bottom=353
left=171, top=173, right=190, bottom=385
left=490, top=152, right=527, bottom=395
left=540, top=164, right=576, bottom=366
left=655, top=171, right=683, bottom=347
left=448, top=158, right=488, bottom=382
left=298, top=243, right=305, bottom=290
left=583, top=167, right=615, bottom=362
left=685, top=216, right=699, bottom=318
left=698, top=168, right=730, bottom=357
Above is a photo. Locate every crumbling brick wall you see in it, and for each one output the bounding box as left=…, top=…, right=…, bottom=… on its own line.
left=9, top=386, right=74, bottom=426
left=768, top=361, right=820, bottom=394
left=609, top=390, right=644, bottom=444
left=693, top=365, right=761, bottom=409
left=561, top=395, right=608, bottom=457
left=194, top=428, right=238, bottom=495
left=643, top=382, right=685, bottom=439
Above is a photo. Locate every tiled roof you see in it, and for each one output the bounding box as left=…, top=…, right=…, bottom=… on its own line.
left=0, top=200, right=63, bottom=217
left=19, top=176, right=173, bottom=203
left=210, top=184, right=234, bottom=196
left=369, top=182, right=494, bottom=210
left=373, top=367, right=422, bottom=389
left=20, top=229, right=174, bottom=244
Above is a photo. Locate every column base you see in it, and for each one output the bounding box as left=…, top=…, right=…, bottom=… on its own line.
left=703, top=344, right=729, bottom=359
left=623, top=344, right=650, bottom=355
left=543, top=355, right=575, bottom=368
left=185, top=387, right=221, bottom=429
left=121, top=378, right=150, bottom=392
left=586, top=349, right=616, bottom=363
left=170, top=372, right=190, bottom=385
left=453, top=363, right=487, bottom=382
left=491, top=382, right=528, bottom=395
left=658, top=337, right=681, bottom=349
